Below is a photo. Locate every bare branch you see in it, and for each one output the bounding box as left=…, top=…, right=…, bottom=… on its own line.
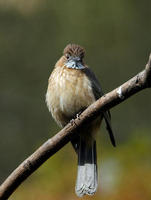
left=144, top=54, right=151, bottom=87
left=0, top=53, right=151, bottom=200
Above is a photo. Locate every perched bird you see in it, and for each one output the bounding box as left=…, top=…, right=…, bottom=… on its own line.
left=46, top=44, right=115, bottom=197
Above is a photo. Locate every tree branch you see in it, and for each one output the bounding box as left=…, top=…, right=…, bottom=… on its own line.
left=0, top=54, right=151, bottom=200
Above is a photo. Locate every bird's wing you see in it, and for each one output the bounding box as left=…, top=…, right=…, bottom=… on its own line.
left=84, top=67, right=116, bottom=147
left=103, top=111, right=116, bottom=147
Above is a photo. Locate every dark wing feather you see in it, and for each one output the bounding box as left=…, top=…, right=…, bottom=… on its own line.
left=103, top=111, right=116, bottom=147
left=84, top=67, right=116, bottom=147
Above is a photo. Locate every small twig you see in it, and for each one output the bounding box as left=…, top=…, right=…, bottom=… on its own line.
left=0, top=53, right=151, bottom=200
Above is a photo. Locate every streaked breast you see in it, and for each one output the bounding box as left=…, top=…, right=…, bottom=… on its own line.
left=46, top=66, right=95, bottom=126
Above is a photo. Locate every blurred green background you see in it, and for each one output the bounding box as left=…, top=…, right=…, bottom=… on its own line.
left=0, top=0, right=151, bottom=199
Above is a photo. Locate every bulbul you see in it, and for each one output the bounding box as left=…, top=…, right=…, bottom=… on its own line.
left=46, top=44, right=115, bottom=197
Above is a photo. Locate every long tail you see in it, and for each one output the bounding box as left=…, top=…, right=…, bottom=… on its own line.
left=75, top=138, right=98, bottom=197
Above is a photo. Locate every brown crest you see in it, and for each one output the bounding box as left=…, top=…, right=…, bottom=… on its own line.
left=63, top=44, right=85, bottom=59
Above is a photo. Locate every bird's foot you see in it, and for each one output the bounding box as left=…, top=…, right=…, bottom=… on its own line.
left=70, top=119, right=76, bottom=126
left=76, top=111, right=83, bottom=120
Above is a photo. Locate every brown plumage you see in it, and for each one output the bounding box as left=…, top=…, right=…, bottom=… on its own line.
left=46, top=44, right=115, bottom=197
left=63, top=44, right=85, bottom=59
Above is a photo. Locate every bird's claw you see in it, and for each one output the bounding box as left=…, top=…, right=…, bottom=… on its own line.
left=70, top=119, right=76, bottom=126
left=76, top=113, right=80, bottom=120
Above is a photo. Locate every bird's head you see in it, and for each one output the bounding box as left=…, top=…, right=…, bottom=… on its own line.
left=63, top=44, right=85, bottom=70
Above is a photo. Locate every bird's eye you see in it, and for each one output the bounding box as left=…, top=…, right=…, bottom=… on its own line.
left=66, top=54, right=70, bottom=60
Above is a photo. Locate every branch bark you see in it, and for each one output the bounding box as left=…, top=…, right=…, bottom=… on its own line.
left=0, top=54, right=151, bottom=200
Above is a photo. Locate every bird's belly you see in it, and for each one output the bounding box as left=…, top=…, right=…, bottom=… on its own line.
left=46, top=68, right=95, bottom=126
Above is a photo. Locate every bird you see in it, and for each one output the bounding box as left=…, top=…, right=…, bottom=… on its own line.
left=46, top=44, right=115, bottom=197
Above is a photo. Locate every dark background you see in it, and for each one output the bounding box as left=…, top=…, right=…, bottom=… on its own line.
left=0, top=1, right=151, bottom=199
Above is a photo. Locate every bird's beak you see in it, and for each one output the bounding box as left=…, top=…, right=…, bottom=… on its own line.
left=66, top=58, right=85, bottom=70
